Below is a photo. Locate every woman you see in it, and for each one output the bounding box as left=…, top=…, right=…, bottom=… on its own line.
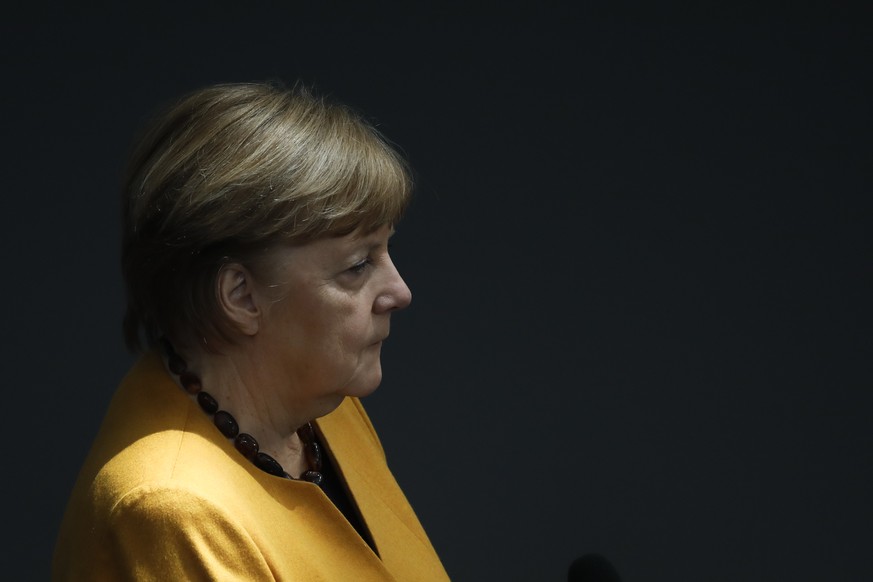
left=52, top=82, right=450, bottom=581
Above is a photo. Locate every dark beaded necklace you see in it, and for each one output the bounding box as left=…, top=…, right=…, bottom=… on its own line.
left=160, top=339, right=324, bottom=486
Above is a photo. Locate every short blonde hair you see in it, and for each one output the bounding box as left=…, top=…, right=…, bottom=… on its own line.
left=121, top=82, right=411, bottom=351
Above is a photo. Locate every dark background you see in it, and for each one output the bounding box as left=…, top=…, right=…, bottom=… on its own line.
left=4, top=2, right=871, bottom=580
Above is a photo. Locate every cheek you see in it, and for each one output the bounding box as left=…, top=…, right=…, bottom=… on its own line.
left=337, top=322, right=371, bottom=361
left=303, top=308, right=365, bottom=366
left=324, top=296, right=374, bottom=347
left=288, top=288, right=375, bottom=364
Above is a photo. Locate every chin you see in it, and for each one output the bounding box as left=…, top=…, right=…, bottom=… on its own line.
left=346, top=366, right=383, bottom=399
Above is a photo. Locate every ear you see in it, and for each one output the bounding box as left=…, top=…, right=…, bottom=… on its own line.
left=216, top=263, right=262, bottom=337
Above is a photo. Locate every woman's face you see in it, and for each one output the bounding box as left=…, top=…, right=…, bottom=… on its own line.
left=255, top=224, right=411, bottom=409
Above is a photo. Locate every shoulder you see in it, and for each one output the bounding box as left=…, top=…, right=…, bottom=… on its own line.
left=54, top=478, right=275, bottom=581
left=108, top=482, right=262, bottom=553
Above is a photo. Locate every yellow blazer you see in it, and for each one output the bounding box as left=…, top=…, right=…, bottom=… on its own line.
left=52, top=352, right=450, bottom=581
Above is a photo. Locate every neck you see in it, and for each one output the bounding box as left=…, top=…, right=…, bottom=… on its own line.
left=162, top=340, right=311, bottom=477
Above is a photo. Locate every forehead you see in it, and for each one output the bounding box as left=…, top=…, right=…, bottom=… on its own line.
left=266, top=224, right=394, bottom=270
left=317, top=224, right=394, bottom=254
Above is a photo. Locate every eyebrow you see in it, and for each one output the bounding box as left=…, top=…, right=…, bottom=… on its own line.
left=362, top=227, right=396, bottom=247
left=335, top=230, right=392, bottom=260
left=366, top=235, right=392, bottom=252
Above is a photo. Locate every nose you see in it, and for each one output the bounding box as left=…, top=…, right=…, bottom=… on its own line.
left=373, top=258, right=412, bottom=314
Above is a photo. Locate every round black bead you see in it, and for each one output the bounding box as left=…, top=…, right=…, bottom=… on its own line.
left=302, top=470, right=324, bottom=486
left=304, top=441, right=322, bottom=471
left=297, top=422, right=315, bottom=443
left=254, top=452, right=286, bottom=477
left=234, top=433, right=259, bottom=460
left=180, top=371, right=202, bottom=394
left=197, top=391, right=219, bottom=415
left=167, top=353, right=187, bottom=375
left=214, top=410, right=239, bottom=438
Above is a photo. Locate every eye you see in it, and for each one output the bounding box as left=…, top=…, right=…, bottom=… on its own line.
left=347, top=257, right=373, bottom=276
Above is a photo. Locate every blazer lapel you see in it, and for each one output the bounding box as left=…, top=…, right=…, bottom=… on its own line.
left=315, top=399, right=439, bottom=568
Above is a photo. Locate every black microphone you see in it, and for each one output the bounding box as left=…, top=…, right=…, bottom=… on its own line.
left=567, top=553, right=622, bottom=582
